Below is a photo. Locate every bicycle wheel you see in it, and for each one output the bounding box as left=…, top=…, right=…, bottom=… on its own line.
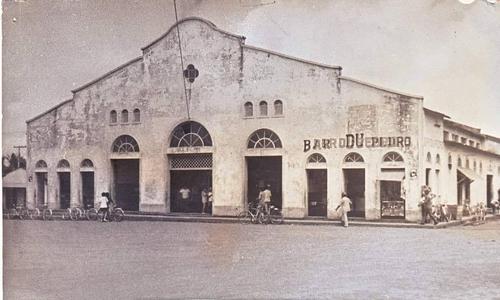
left=238, top=211, right=251, bottom=224
left=112, top=208, right=124, bottom=222
left=19, top=208, right=29, bottom=220
left=42, top=209, right=53, bottom=221
left=8, top=208, right=17, bottom=220
left=29, top=208, right=39, bottom=220
left=87, top=208, right=98, bottom=221
left=270, top=211, right=284, bottom=225
left=61, top=208, right=71, bottom=220
left=70, top=208, right=80, bottom=221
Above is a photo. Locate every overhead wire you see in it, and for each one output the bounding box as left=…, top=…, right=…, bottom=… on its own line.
left=173, top=0, right=191, bottom=120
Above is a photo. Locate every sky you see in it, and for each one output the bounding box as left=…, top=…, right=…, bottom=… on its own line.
left=2, top=0, right=500, bottom=155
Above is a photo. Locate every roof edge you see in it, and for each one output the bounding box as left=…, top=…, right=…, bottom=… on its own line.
left=485, top=134, right=500, bottom=144
left=443, top=119, right=482, bottom=136
left=243, top=44, right=342, bottom=70
left=340, top=76, right=424, bottom=99
left=26, top=98, right=74, bottom=124
left=424, top=107, right=450, bottom=119
left=71, top=56, right=142, bottom=93
left=445, top=140, right=500, bottom=159
left=141, top=17, right=246, bottom=51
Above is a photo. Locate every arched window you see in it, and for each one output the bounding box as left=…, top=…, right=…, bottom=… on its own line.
left=259, top=101, right=268, bottom=116
left=244, top=102, right=253, bottom=117
left=458, top=157, right=462, bottom=167
left=133, top=109, right=140, bottom=122
left=274, top=100, right=283, bottom=115
left=479, top=162, right=483, bottom=173
left=436, top=154, right=441, bottom=165
left=344, top=152, right=364, bottom=163
left=112, top=135, right=140, bottom=153
left=35, top=160, right=47, bottom=169
left=170, top=121, right=212, bottom=147
left=110, top=110, right=117, bottom=123
left=308, top=153, right=326, bottom=163
left=473, top=160, right=477, bottom=171
left=57, top=159, right=70, bottom=169
left=426, top=152, right=432, bottom=163
left=247, top=129, right=282, bottom=149
left=121, top=110, right=129, bottom=123
left=80, top=159, right=94, bottom=168
left=466, top=159, right=470, bottom=169
left=383, top=152, right=404, bottom=163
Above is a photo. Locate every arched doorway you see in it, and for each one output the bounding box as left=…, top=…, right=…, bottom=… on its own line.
left=111, top=135, right=140, bottom=211
left=168, top=121, right=213, bottom=213
left=56, top=159, right=71, bottom=209
left=246, top=129, right=283, bottom=209
left=343, top=152, right=365, bottom=218
left=34, top=160, right=48, bottom=208
left=306, top=153, right=327, bottom=217
left=380, top=151, right=405, bottom=219
left=80, top=159, right=95, bottom=208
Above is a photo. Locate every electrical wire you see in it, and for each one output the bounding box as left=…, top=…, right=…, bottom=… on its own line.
left=173, top=0, right=191, bottom=120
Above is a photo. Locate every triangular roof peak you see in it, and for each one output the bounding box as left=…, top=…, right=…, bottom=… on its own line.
left=141, top=17, right=246, bottom=51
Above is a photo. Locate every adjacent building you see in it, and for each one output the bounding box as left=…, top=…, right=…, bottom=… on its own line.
left=25, top=18, right=500, bottom=222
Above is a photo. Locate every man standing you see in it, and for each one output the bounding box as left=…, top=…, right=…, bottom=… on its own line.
left=420, top=186, right=438, bottom=225
left=98, top=192, right=109, bottom=222
left=336, top=192, right=352, bottom=227
left=261, top=184, right=272, bottom=214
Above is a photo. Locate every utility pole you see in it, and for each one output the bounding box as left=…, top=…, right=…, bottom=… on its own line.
left=13, top=145, right=26, bottom=169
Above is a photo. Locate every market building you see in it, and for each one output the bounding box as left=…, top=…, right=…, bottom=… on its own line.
left=25, top=18, right=500, bottom=222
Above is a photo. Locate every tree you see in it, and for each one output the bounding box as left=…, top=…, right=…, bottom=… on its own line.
left=2, top=152, right=26, bottom=177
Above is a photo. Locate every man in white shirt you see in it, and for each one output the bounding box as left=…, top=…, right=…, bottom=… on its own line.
left=98, top=192, right=109, bottom=222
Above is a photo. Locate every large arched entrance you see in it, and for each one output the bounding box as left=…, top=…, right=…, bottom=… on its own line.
left=380, top=151, right=405, bottom=219
left=34, top=160, right=48, bottom=208
left=111, top=135, right=140, bottom=211
left=168, top=121, right=213, bottom=213
left=246, top=129, right=283, bottom=209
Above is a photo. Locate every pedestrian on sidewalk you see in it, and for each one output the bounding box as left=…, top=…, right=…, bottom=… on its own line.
left=98, top=192, right=109, bottom=222
left=420, top=186, right=438, bottom=225
left=336, top=192, right=352, bottom=227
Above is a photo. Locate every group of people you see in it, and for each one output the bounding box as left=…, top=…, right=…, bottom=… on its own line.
left=178, top=186, right=213, bottom=214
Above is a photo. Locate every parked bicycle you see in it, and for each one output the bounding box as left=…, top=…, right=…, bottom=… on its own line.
left=238, top=201, right=284, bottom=225
left=71, top=204, right=98, bottom=221
left=97, top=206, right=125, bottom=222
left=29, top=205, right=53, bottom=220
left=7, top=204, right=29, bottom=220
left=61, top=208, right=73, bottom=220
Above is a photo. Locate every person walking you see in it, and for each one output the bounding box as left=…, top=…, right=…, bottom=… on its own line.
left=98, top=192, right=109, bottom=222
left=262, top=184, right=272, bottom=214
left=336, top=192, right=352, bottom=227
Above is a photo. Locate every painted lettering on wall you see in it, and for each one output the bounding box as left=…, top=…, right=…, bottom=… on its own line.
left=303, top=133, right=411, bottom=152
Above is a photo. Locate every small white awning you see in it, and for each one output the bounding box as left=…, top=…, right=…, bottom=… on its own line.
left=457, top=166, right=478, bottom=183
left=2, top=169, right=27, bottom=188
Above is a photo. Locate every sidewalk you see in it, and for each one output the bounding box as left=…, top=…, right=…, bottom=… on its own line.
left=5, top=210, right=499, bottom=229
left=122, top=211, right=500, bottom=229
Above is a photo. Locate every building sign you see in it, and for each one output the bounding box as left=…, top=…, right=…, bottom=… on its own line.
left=304, top=133, right=411, bottom=152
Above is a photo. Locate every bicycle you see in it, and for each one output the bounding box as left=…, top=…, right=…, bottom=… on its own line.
left=238, top=202, right=261, bottom=224
left=61, top=208, right=73, bottom=220
left=259, top=205, right=284, bottom=225
left=71, top=204, right=98, bottom=221
left=238, top=202, right=284, bottom=225
left=29, top=205, right=53, bottom=221
left=7, top=204, right=29, bottom=220
left=97, top=206, right=125, bottom=222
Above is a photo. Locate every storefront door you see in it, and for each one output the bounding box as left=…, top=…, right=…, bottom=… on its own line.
left=343, top=169, right=365, bottom=218
left=112, top=159, right=140, bottom=211
left=246, top=156, right=282, bottom=209
left=307, top=169, right=327, bottom=217
left=380, top=180, right=404, bottom=218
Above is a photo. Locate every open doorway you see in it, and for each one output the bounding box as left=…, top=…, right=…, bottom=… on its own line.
left=81, top=172, right=95, bottom=208
left=487, top=175, right=493, bottom=208
left=344, top=169, right=365, bottom=218
left=112, top=159, right=139, bottom=211
left=170, top=170, right=212, bottom=213
left=380, top=180, right=404, bottom=219
left=35, top=172, right=47, bottom=207
left=246, top=156, right=282, bottom=209
left=307, top=169, right=327, bottom=217
left=58, top=172, right=71, bottom=209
